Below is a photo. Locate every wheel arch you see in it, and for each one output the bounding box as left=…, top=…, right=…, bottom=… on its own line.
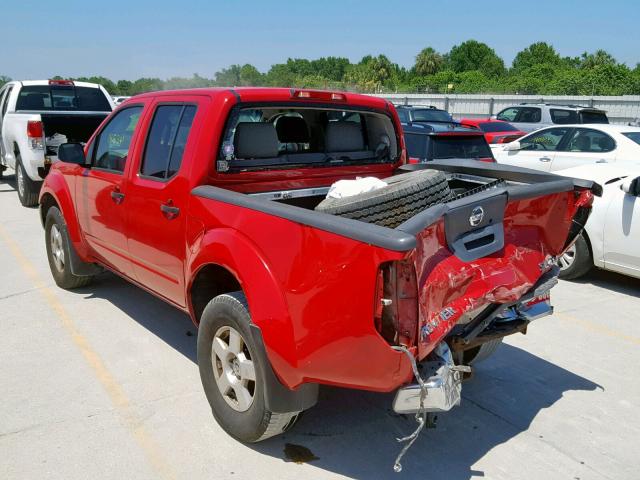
left=187, top=227, right=301, bottom=388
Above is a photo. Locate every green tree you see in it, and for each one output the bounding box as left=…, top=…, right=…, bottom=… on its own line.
left=580, top=49, right=617, bottom=69
left=0, top=75, right=11, bottom=88
left=309, top=57, right=350, bottom=81
left=129, top=77, right=163, bottom=94
left=447, top=40, right=505, bottom=77
left=512, top=42, right=561, bottom=70
left=214, top=65, right=242, bottom=86
left=414, top=47, right=444, bottom=76
left=264, top=63, right=297, bottom=86
left=116, top=80, right=133, bottom=96
left=239, top=64, right=263, bottom=86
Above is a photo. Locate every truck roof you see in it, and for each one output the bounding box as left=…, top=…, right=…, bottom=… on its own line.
left=16, top=80, right=104, bottom=89
left=130, top=87, right=392, bottom=110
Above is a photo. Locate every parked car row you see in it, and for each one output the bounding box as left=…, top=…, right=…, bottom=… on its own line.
left=0, top=85, right=600, bottom=466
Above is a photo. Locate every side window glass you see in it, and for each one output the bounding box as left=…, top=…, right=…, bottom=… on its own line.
left=1, top=86, right=13, bottom=118
left=516, top=107, right=541, bottom=123
left=93, top=106, right=143, bottom=172
left=141, top=105, right=197, bottom=179
left=565, top=129, right=615, bottom=153
left=520, top=128, right=569, bottom=151
left=550, top=109, right=578, bottom=124
left=397, top=109, right=409, bottom=123
left=497, top=108, right=518, bottom=122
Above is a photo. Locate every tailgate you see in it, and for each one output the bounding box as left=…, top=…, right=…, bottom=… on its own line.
left=396, top=160, right=599, bottom=359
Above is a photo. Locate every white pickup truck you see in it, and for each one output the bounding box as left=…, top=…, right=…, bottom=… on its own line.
left=0, top=80, right=114, bottom=206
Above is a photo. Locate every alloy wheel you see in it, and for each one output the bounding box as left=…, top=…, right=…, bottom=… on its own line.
left=211, top=325, right=256, bottom=412
left=558, top=244, right=577, bottom=270
left=50, top=224, right=65, bottom=272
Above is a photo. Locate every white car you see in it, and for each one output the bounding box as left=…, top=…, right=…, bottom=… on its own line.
left=556, top=164, right=640, bottom=280
left=492, top=124, right=640, bottom=172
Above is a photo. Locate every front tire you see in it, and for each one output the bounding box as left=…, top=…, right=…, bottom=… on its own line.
left=558, top=233, right=592, bottom=280
left=197, top=292, right=300, bottom=442
left=16, top=152, right=41, bottom=207
left=45, top=207, right=94, bottom=289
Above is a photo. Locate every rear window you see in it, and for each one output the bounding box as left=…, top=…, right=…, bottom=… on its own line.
left=580, top=111, right=609, bottom=124
left=404, top=133, right=428, bottom=159
left=410, top=109, right=453, bottom=123
left=432, top=135, right=493, bottom=160
left=16, top=85, right=111, bottom=112
left=218, top=105, right=399, bottom=171
left=623, top=132, right=640, bottom=145
left=550, top=109, right=578, bottom=124
left=478, top=121, right=519, bottom=133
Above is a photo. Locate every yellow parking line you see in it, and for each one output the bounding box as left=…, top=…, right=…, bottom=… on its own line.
left=555, top=311, right=640, bottom=346
left=0, top=224, right=177, bottom=480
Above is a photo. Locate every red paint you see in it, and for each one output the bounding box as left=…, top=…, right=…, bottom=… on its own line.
left=460, top=118, right=526, bottom=144
left=40, top=88, right=591, bottom=394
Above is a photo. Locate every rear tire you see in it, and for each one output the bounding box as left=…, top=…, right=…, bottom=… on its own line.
left=558, top=233, right=592, bottom=280
left=16, top=152, right=41, bottom=207
left=455, top=338, right=503, bottom=365
left=45, top=207, right=94, bottom=289
left=315, top=169, right=454, bottom=228
left=197, top=292, right=300, bottom=442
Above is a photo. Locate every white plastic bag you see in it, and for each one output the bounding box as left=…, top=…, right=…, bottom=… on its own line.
left=326, top=177, right=387, bottom=199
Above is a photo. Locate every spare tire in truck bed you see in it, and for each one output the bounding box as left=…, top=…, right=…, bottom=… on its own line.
left=315, top=170, right=454, bottom=228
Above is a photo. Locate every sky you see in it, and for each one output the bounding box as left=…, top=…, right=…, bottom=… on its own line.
left=2, top=0, right=639, bottom=81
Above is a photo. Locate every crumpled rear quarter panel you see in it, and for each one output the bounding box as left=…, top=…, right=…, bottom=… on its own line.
left=414, top=191, right=582, bottom=359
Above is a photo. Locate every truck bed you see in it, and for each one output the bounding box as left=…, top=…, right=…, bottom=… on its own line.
left=190, top=160, right=598, bottom=387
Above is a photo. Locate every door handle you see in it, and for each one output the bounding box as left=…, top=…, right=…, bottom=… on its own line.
left=160, top=201, right=180, bottom=220
left=111, top=189, right=125, bottom=204
left=596, top=159, right=608, bottom=163
left=539, top=156, right=552, bottom=162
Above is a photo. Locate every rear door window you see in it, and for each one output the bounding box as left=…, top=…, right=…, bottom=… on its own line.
left=514, top=107, right=542, bottom=123
left=550, top=109, right=578, bottom=124
left=141, top=104, right=197, bottom=179
left=520, top=128, right=569, bottom=151
left=563, top=128, right=615, bottom=152
left=1, top=86, right=13, bottom=118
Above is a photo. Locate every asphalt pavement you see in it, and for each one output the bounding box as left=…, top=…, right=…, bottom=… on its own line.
left=1, top=172, right=639, bottom=480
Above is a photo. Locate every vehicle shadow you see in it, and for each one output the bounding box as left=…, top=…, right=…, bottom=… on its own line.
left=76, top=272, right=198, bottom=363
left=573, top=268, right=640, bottom=298
left=75, top=272, right=601, bottom=480
left=0, top=172, right=17, bottom=191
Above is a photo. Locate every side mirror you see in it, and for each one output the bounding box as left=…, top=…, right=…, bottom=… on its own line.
left=57, top=143, right=87, bottom=166
left=504, top=140, right=521, bottom=151
left=621, top=177, right=640, bottom=196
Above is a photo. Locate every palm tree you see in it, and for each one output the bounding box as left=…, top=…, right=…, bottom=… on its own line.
left=414, top=47, right=444, bottom=76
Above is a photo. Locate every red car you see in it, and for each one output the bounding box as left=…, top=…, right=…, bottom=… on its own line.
left=460, top=118, right=526, bottom=144
left=39, top=87, right=597, bottom=451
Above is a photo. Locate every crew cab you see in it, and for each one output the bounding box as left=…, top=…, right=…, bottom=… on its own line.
left=0, top=79, right=114, bottom=206
left=39, top=88, right=598, bottom=455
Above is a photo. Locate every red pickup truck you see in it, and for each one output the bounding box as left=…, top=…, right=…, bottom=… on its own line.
left=39, top=88, right=598, bottom=446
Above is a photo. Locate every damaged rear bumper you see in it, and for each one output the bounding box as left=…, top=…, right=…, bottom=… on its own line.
left=393, top=269, right=556, bottom=415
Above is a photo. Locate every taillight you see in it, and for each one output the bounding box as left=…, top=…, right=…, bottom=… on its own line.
left=408, top=157, right=420, bottom=164
left=27, top=121, right=43, bottom=138
left=49, top=79, right=74, bottom=86
left=478, top=157, right=496, bottom=163
left=27, top=121, right=44, bottom=149
left=373, top=260, right=418, bottom=347
left=290, top=89, right=346, bottom=101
